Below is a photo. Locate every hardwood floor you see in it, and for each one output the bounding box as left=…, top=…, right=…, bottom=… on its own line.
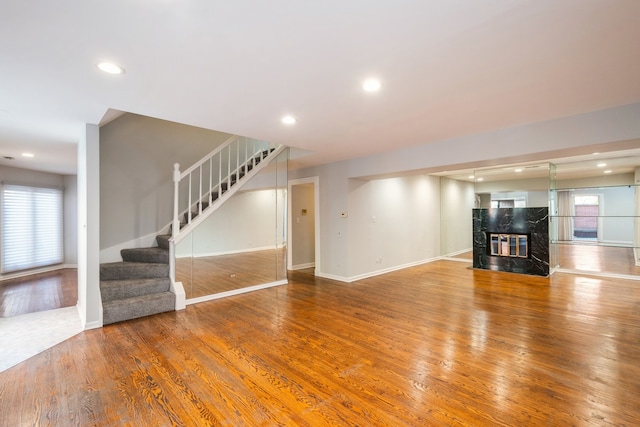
left=0, top=269, right=77, bottom=318
left=555, top=243, right=640, bottom=276
left=176, top=249, right=287, bottom=300
left=1, top=260, right=638, bottom=426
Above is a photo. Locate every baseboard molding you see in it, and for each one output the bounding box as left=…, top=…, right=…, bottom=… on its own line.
left=0, top=264, right=75, bottom=282
left=290, top=262, right=315, bottom=271
left=317, top=256, right=441, bottom=283
left=555, top=268, right=640, bottom=281
left=171, top=280, right=187, bottom=310
left=441, top=248, right=472, bottom=258
left=176, top=245, right=280, bottom=259
left=185, top=279, right=288, bottom=305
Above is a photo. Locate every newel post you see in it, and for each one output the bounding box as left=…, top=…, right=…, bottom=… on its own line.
left=173, top=163, right=181, bottom=239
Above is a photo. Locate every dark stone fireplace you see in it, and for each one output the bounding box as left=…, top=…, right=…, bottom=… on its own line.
left=472, top=207, right=549, bottom=276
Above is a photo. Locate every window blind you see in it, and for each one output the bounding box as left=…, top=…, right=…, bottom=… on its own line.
left=1, top=184, right=64, bottom=273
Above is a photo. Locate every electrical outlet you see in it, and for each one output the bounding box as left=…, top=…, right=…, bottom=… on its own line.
left=375, top=258, right=382, bottom=264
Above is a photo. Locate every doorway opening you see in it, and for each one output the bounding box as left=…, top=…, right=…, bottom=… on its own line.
left=573, top=195, right=599, bottom=241
left=287, top=177, right=320, bottom=275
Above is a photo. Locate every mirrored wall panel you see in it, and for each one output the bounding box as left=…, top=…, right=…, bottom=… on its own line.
left=176, top=149, right=288, bottom=300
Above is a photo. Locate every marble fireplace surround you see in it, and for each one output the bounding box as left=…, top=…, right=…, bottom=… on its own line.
left=473, top=207, right=550, bottom=276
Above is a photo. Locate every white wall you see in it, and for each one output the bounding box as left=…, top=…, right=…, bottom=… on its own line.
left=63, top=175, right=78, bottom=265
left=100, top=113, right=232, bottom=253
left=347, top=174, right=441, bottom=280
left=175, top=188, right=286, bottom=257
left=440, top=177, right=475, bottom=255
left=290, top=103, right=640, bottom=281
left=344, top=103, right=640, bottom=180
left=77, top=124, right=101, bottom=329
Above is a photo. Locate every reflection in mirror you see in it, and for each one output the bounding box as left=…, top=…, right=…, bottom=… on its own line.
left=551, top=158, right=639, bottom=277
left=439, top=155, right=640, bottom=278
left=175, top=149, right=288, bottom=301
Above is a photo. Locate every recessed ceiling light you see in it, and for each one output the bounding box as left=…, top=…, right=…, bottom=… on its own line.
left=362, top=78, right=381, bottom=92
left=468, top=175, right=474, bottom=179
left=592, top=152, right=600, bottom=155
left=477, top=177, right=484, bottom=182
left=97, top=61, right=125, bottom=75
left=515, top=168, right=523, bottom=173
left=597, top=162, right=606, bottom=167
left=281, top=115, right=296, bottom=125
left=22, top=152, right=34, bottom=158
left=603, top=170, right=612, bottom=174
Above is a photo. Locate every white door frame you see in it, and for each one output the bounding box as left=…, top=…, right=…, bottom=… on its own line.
left=287, top=177, right=320, bottom=274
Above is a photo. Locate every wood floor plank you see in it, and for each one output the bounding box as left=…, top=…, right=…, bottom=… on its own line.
left=1, top=260, right=639, bottom=425
left=0, top=268, right=77, bottom=317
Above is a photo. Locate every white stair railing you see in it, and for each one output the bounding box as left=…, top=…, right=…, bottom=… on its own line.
left=171, top=136, right=283, bottom=245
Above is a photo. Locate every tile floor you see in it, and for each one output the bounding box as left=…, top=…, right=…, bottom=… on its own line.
left=0, top=306, right=83, bottom=372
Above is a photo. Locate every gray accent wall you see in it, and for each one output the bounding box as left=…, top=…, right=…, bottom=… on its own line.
left=99, top=113, right=232, bottom=250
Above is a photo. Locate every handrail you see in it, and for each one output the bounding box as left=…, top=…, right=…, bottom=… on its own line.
left=179, top=135, right=238, bottom=179
left=171, top=137, right=282, bottom=243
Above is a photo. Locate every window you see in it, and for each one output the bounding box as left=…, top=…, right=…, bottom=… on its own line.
left=573, top=195, right=599, bottom=240
left=1, top=184, right=64, bottom=273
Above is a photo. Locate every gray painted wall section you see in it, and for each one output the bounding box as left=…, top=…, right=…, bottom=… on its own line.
left=99, top=113, right=232, bottom=250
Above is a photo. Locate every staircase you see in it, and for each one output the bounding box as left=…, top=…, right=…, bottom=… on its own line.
left=100, top=234, right=175, bottom=325
left=98, top=136, right=285, bottom=325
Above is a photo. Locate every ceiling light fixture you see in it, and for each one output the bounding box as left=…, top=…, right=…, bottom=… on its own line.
left=515, top=168, right=523, bottom=172
left=22, top=152, right=34, bottom=158
left=362, top=78, right=381, bottom=92
left=281, top=115, right=296, bottom=125
left=468, top=175, right=474, bottom=179
left=603, top=170, right=612, bottom=174
left=477, top=177, right=484, bottom=182
left=97, top=61, right=126, bottom=75
left=597, top=163, right=606, bottom=167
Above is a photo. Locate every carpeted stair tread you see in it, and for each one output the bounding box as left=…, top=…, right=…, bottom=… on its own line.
left=156, top=234, right=171, bottom=250
left=100, top=277, right=171, bottom=302
left=103, top=291, right=175, bottom=325
left=121, top=247, right=169, bottom=264
left=100, top=261, right=169, bottom=281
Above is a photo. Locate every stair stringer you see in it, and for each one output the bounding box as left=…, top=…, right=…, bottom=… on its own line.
left=171, top=144, right=287, bottom=245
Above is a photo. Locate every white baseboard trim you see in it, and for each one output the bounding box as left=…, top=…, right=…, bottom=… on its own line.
left=171, top=281, right=186, bottom=310
left=186, top=279, right=288, bottom=305
left=315, top=272, right=350, bottom=282
left=290, top=262, right=315, bottom=271
left=439, top=256, right=473, bottom=263
left=100, top=231, right=160, bottom=263
left=555, top=268, right=640, bottom=281
left=84, top=320, right=103, bottom=330
left=441, top=248, right=472, bottom=258
left=317, top=256, right=441, bottom=283
left=0, top=263, right=76, bottom=282
left=176, top=245, right=280, bottom=259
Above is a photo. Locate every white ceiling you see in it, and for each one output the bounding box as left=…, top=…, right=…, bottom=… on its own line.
left=1, top=0, right=640, bottom=175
